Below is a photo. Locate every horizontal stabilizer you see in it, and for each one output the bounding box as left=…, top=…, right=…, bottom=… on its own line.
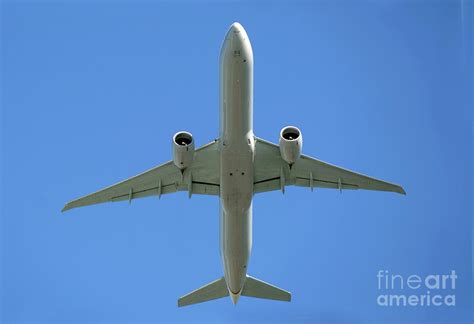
left=178, top=277, right=229, bottom=307
left=241, top=275, right=291, bottom=302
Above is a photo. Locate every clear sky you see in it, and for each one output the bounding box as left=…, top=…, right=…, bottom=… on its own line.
left=1, top=1, right=472, bottom=323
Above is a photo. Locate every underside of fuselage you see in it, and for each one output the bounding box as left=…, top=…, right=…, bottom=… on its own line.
left=219, top=22, right=254, bottom=301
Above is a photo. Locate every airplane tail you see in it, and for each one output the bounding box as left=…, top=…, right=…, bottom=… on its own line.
left=178, top=275, right=291, bottom=307
left=241, top=275, right=291, bottom=302
left=178, top=277, right=229, bottom=307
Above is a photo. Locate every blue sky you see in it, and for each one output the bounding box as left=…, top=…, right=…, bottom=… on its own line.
left=1, top=1, right=472, bottom=323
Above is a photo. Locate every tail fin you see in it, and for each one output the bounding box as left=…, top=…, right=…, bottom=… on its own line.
left=178, top=277, right=229, bottom=307
left=177, top=275, right=291, bottom=307
left=241, top=275, right=291, bottom=302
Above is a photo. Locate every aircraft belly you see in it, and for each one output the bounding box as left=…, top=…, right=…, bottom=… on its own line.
left=219, top=20, right=254, bottom=296
left=220, top=148, right=253, bottom=293
left=220, top=204, right=252, bottom=294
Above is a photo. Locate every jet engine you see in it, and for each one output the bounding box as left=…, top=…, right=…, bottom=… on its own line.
left=279, top=126, right=302, bottom=165
left=173, top=131, right=195, bottom=169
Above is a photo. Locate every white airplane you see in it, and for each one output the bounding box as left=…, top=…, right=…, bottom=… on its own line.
left=62, top=22, right=405, bottom=307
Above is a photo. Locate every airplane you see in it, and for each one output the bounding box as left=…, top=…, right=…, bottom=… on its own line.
left=62, top=22, right=405, bottom=307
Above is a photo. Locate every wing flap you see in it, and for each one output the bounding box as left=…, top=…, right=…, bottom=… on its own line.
left=254, top=178, right=280, bottom=194
left=294, top=176, right=359, bottom=190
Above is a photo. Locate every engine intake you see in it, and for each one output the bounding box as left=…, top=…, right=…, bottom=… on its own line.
left=279, top=126, right=302, bottom=165
left=173, top=131, right=195, bottom=169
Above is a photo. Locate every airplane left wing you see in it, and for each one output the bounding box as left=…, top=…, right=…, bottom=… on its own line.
left=254, top=137, right=405, bottom=195
left=62, top=140, right=220, bottom=212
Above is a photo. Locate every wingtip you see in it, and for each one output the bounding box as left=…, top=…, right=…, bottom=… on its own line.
left=397, top=186, right=407, bottom=195
left=61, top=204, right=72, bottom=213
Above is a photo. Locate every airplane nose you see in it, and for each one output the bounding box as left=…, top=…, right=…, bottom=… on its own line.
left=230, top=22, right=243, bottom=33
left=225, top=22, right=246, bottom=43
left=220, top=21, right=253, bottom=70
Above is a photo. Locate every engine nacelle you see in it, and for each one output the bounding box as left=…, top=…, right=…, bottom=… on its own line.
left=279, top=126, right=303, bottom=165
left=172, top=131, right=195, bottom=169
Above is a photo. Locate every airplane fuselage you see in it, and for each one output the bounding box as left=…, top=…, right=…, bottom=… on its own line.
left=219, top=23, right=254, bottom=303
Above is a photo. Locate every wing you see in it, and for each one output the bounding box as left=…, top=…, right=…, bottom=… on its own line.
left=254, top=137, right=405, bottom=195
left=62, top=140, right=220, bottom=212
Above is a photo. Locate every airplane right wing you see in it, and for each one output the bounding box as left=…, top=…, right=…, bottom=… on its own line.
left=62, top=139, right=220, bottom=212
left=254, top=137, right=405, bottom=195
